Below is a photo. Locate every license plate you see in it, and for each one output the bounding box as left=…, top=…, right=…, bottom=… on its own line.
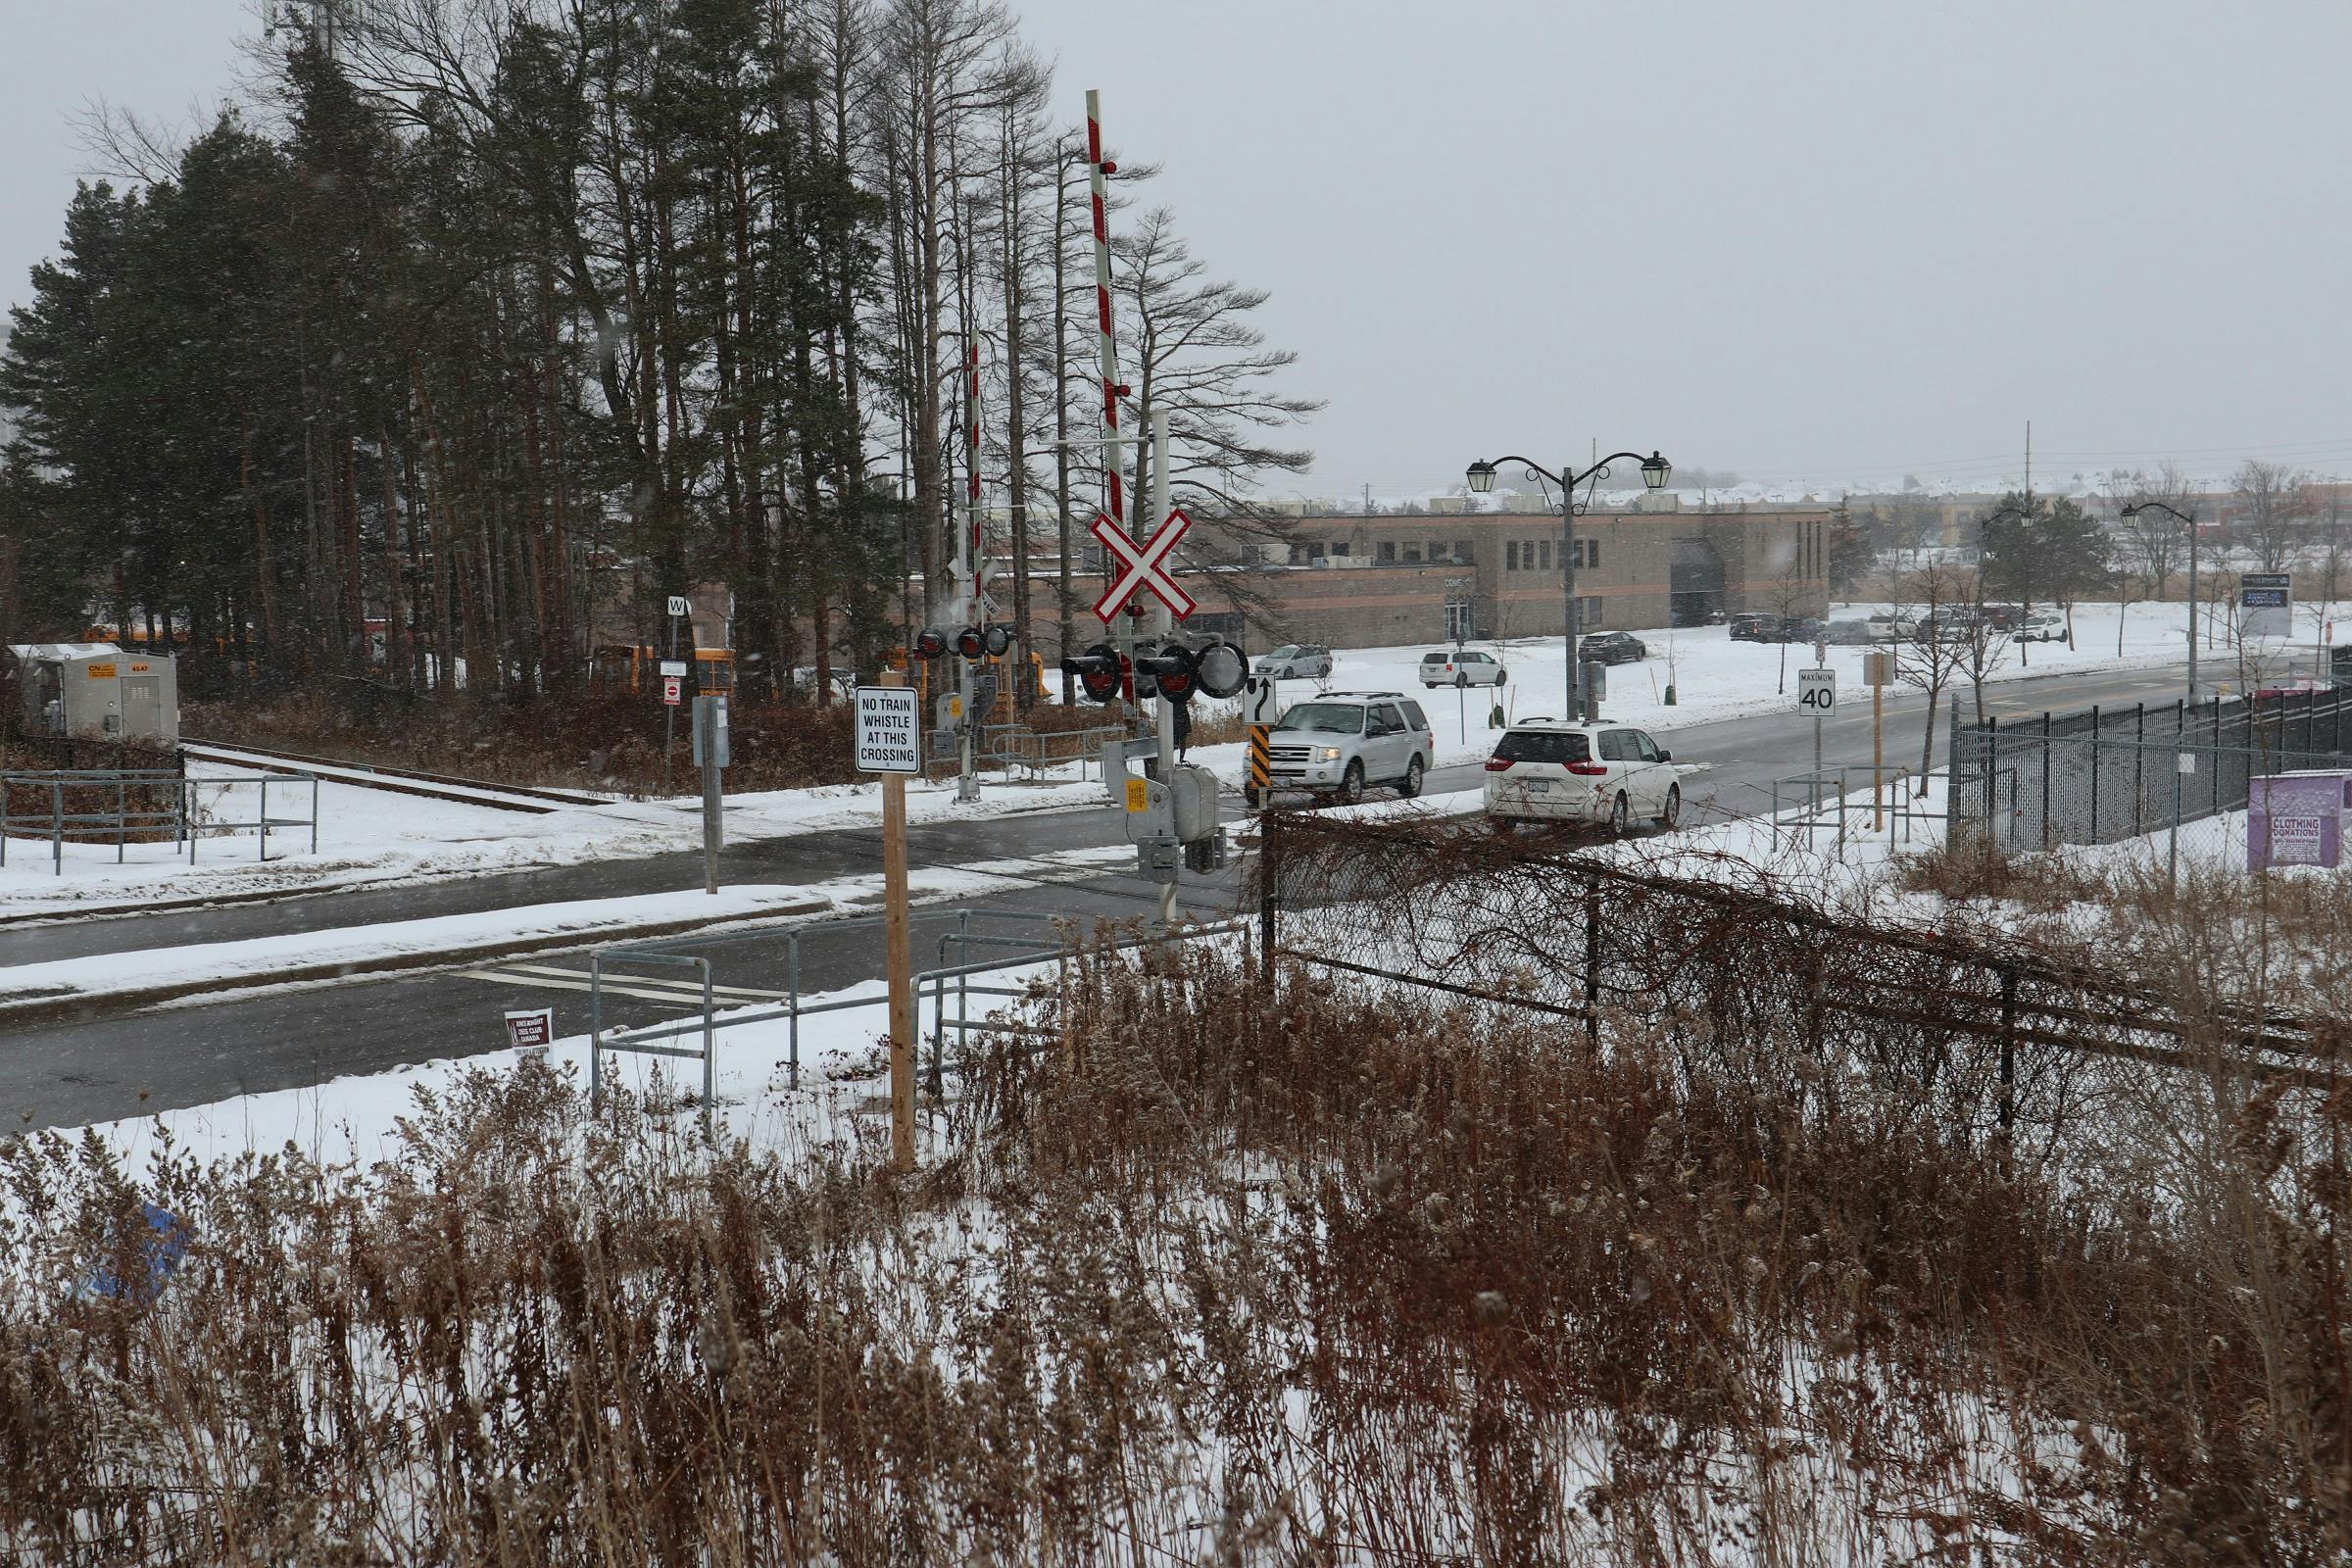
left=1523, top=779, right=1548, bottom=794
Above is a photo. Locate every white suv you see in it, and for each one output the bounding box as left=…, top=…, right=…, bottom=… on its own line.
left=1255, top=692, right=1435, bottom=806
left=1483, top=719, right=1686, bottom=834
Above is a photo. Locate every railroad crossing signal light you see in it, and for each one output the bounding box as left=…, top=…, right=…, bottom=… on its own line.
left=1061, top=643, right=1124, bottom=704
left=982, top=624, right=1013, bottom=658
left=954, top=626, right=986, bottom=661
left=914, top=627, right=951, bottom=660
left=1190, top=639, right=1250, bottom=700
left=1133, top=642, right=1199, bottom=703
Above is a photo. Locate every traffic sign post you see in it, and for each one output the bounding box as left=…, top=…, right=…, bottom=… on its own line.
left=692, top=694, right=729, bottom=895
left=1863, top=652, right=1893, bottom=832
left=858, top=675, right=920, bottom=1171
left=662, top=598, right=690, bottom=795
left=1798, top=665, right=1837, bottom=781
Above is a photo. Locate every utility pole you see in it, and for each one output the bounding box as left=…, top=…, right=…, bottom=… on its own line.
left=1561, top=463, right=1584, bottom=720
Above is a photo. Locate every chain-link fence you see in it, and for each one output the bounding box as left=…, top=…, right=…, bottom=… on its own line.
left=1948, top=686, right=2352, bottom=863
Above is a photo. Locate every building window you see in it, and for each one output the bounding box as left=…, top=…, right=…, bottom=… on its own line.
left=1506, top=541, right=1519, bottom=571
left=1582, top=596, right=1604, bottom=628
left=1539, top=540, right=1552, bottom=571
left=1454, top=539, right=1474, bottom=564
left=1331, top=540, right=1349, bottom=557
left=1403, top=544, right=1423, bottom=564
left=1379, top=540, right=1396, bottom=563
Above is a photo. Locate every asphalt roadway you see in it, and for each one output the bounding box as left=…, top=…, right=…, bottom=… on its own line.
left=3, top=659, right=2195, bottom=1129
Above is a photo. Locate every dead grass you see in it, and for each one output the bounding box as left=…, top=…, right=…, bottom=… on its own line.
left=2, top=921, right=2347, bottom=1560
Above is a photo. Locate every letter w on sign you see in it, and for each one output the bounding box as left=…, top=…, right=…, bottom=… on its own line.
left=1092, top=509, right=1197, bottom=622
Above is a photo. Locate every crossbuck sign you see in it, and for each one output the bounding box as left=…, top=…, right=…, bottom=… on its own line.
left=1092, top=508, right=1197, bottom=622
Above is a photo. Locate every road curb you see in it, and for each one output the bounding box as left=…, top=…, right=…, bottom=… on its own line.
left=0, top=900, right=832, bottom=1032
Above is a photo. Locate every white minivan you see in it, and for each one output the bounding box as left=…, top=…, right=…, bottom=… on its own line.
left=1482, top=719, right=1686, bottom=834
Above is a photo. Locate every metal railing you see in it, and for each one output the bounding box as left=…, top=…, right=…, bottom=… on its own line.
left=0, top=769, right=319, bottom=873
left=586, top=906, right=1250, bottom=1118
left=1769, top=766, right=1943, bottom=856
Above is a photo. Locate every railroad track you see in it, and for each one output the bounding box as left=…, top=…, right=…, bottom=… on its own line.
left=177, top=739, right=608, bottom=815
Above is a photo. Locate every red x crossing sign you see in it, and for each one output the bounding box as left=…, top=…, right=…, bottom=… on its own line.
left=1092, top=509, right=1196, bottom=622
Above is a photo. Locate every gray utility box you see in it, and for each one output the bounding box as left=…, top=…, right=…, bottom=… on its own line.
left=9, top=643, right=178, bottom=743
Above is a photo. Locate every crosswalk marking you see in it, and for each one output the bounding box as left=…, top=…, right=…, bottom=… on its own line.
left=492, top=962, right=792, bottom=1001
left=458, top=962, right=792, bottom=1008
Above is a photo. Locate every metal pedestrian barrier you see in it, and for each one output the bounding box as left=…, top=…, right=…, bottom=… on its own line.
left=0, top=768, right=319, bottom=873
left=586, top=906, right=1251, bottom=1118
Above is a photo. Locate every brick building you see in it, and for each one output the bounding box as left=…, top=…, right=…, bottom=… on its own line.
left=1171, top=501, right=1833, bottom=649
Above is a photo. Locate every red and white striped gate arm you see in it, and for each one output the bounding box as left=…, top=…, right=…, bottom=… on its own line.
left=1085, top=89, right=1124, bottom=534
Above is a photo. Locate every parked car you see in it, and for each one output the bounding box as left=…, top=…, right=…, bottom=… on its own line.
left=2017, top=613, right=2065, bottom=643
left=1822, top=618, right=1879, bottom=646
left=1255, top=643, right=1332, bottom=680
left=1254, top=691, right=1435, bottom=807
left=1578, top=631, right=1648, bottom=665
left=1728, top=613, right=1779, bottom=642
left=1482, top=719, right=1686, bottom=835
left=1418, top=648, right=1508, bottom=688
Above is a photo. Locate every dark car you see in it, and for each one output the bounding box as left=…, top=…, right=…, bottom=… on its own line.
left=1728, top=613, right=1781, bottom=642
left=1578, top=631, right=1647, bottom=665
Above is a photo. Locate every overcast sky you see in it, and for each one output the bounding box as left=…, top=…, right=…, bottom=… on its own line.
left=5, top=0, right=2346, bottom=500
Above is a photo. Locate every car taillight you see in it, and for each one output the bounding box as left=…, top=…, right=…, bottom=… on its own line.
left=1564, top=761, right=1607, bottom=775
left=1484, top=758, right=1512, bottom=771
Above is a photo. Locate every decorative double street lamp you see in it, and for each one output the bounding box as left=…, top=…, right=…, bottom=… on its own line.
left=2119, top=499, right=2200, bottom=697
left=1467, top=449, right=1671, bottom=719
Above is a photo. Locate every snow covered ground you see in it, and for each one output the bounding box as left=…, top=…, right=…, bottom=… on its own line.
left=0, top=760, right=1109, bottom=919
left=1178, top=600, right=2252, bottom=788
left=0, top=600, right=2298, bottom=918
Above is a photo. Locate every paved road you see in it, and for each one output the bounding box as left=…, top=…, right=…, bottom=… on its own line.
left=1, top=659, right=2193, bottom=1130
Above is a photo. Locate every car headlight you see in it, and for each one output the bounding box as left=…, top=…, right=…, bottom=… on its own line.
left=1318, top=747, right=1343, bottom=761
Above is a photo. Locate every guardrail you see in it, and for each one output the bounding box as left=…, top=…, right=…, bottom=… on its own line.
left=586, top=906, right=1250, bottom=1118
left=0, top=769, right=318, bottom=873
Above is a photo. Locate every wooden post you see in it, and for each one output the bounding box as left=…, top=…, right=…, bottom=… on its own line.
left=881, top=670, right=916, bottom=1171
left=1872, top=677, right=1884, bottom=832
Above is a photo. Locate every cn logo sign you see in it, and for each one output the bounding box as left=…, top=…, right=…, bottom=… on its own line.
left=1797, top=668, right=1838, bottom=713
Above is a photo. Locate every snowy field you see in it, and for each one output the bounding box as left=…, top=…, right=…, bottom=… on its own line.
left=1179, top=599, right=2272, bottom=787
left=0, top=599, right=2308, bottom=918
left=0, top=760, right=1108, bottom=918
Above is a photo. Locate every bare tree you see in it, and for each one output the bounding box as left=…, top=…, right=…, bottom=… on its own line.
left=2233, top=458, right=2313, bottom=572
left=1894, top=561, right=1975, bottom=793
left=2118, top=460, right=2195, bottom=600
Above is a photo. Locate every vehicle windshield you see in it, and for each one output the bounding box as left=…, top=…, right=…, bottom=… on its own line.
left=1273, top=702, right=1364, bottom=735
left=1265, top=645, right=1299, bottom=660
left=1493, top=729, right=1592, bottom=764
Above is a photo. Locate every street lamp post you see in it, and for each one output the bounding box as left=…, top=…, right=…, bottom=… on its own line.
left=2121, top=500, right=2198, bottom=697
left=1468, top=450, right=1670, bottom=720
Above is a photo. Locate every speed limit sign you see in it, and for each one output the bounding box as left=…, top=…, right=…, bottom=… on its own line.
left=1797, top=667, right=1837, bottom=713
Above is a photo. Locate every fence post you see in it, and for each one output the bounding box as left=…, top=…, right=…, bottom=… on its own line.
left=1583, top=869, right=1601, bottom=1049
left=1258, top=812, right=1279, bottom=991
left=1998, top=967, right=2017, bottom=1173
left=2132, top=704, right=2144, bottom=839
left=787, top=931, right=802, bottom=1090
left=2087, top=706, right=2100, bottom=844
left=1983, top=709, right=1998, bottom=851
left=116, top=776, right=126, bottom=864
left=2039, top=711, right=2053, bottom=851
left=700, top=958, right=715, bottom=1126
left=589, top=956, right=604, bottom=1113
left=258, top=775, right=269, bottom=863
left=52, top=778, right=63, bottom=874
left=310, top=776, right=318, bottom=855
